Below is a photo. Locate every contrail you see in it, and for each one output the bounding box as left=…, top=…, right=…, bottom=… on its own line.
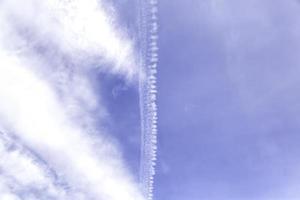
left=138, top=0, right=159, bottom=199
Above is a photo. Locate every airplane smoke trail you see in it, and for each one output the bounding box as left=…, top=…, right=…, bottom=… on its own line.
left=0, top=0, right=145, bottom=200
left=138, top=0, right=159, bottom=199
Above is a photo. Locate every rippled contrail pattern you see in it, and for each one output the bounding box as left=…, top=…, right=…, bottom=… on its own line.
left=138, top=0, right=159, bottom=199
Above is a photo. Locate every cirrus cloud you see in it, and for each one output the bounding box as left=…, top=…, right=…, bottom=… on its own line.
left=0, top=0, right=144, bottom=200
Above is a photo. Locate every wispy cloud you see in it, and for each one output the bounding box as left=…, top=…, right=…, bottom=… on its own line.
left=0, top=0, right=138, bottom=79
left=0, top=0, right=144, bottom=200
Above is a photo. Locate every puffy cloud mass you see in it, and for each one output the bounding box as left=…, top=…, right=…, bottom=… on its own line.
left=0, top=0, right=143, bottom=200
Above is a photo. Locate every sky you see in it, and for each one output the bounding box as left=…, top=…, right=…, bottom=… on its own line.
left=155, top=0, right=300, bottom=200
left=1, top=0, right=300, bottom=200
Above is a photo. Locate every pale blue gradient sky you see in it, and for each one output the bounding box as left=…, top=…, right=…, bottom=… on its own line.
left=153, top=0, right=300, bottom=199
left=1, top=0, right=300, bottom=199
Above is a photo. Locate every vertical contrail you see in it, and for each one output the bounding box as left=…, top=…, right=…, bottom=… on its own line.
left=138, top=0, right=159, bottom=199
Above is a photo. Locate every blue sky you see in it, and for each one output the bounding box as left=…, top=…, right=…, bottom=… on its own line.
left=1, top=0, right=300, bottom=200
left=155, top=0, right=300, bottom=199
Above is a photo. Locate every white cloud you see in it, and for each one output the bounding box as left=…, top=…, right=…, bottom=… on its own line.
left=0, top=0, right=144, bottom=200
left=0, top=0, right=138, bottom=79
left=0, top=132, right=69, bottom=200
